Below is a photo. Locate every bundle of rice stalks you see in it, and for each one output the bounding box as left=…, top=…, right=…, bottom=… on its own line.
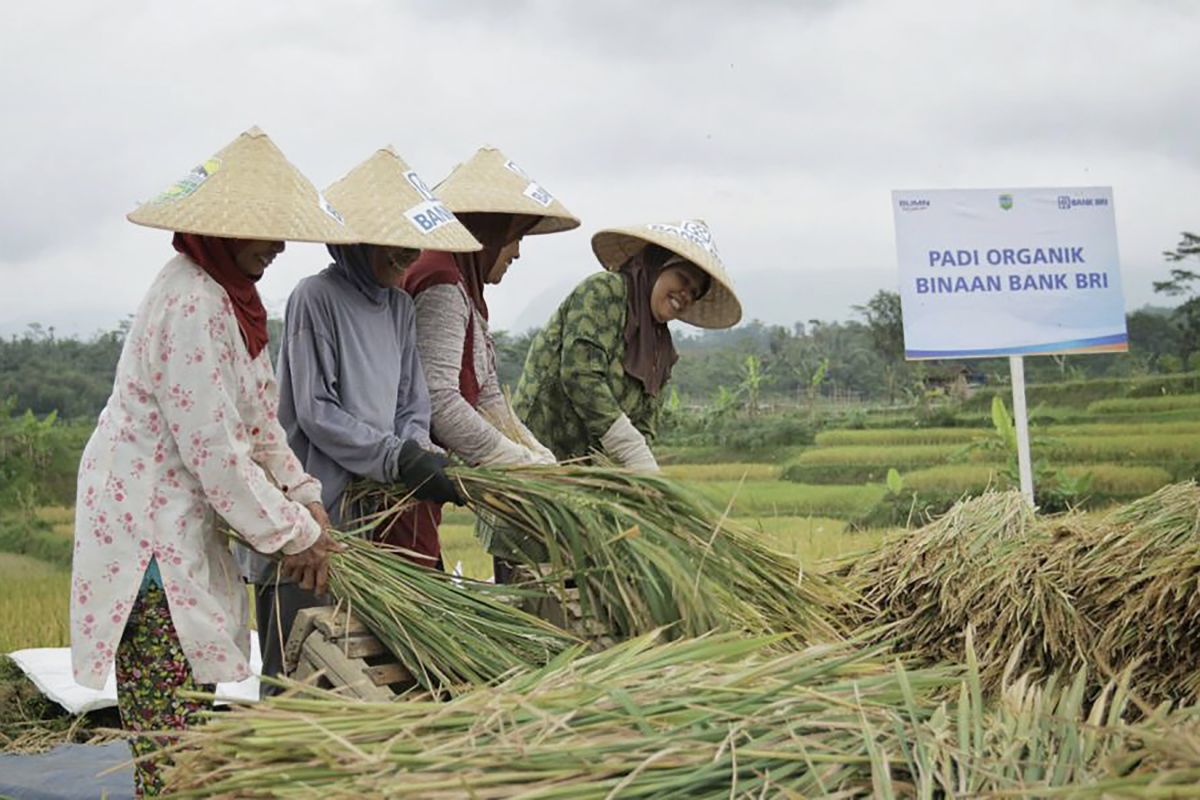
left=351, top=464, right=858, bottom=647
left=1076, top=482, right=1200, bottom=702
left=162, top=631, right=1200, bottom=797
left=847, top=491, right=1090, bottom=692
left=324, top=534, right=579, bottom=692
left=850, top=482, right=1200, bottom=706
left=163, top=632, right=956, bottom=797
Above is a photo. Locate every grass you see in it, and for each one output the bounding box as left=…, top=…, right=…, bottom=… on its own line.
left=0, top=553, right=70, bottom=653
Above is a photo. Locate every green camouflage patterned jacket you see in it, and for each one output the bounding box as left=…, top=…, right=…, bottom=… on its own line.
left=513, top=272, right=665, bottom=461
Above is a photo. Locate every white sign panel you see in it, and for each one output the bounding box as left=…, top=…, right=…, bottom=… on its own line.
left=892, top=187, right=1127, bottom=360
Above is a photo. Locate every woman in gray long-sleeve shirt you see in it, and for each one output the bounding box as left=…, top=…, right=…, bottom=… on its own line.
left=400, top=147, right=581, bottom=583
left=240, top=147, right=482, bottom=687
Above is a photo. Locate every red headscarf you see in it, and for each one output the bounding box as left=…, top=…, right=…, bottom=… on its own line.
left=452, top=213, right=541, bottom=320
left=172, top=233, right=270, bottom=360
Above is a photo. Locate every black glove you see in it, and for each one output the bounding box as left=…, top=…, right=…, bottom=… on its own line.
left=394, top=440, right=464, bottom=506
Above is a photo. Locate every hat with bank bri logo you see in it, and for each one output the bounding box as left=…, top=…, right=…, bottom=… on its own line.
left=591, top=219, right=742, bottom=329
left=433, top=147, right=580, bottom=235
left=323, top=147, right=480, bottom=251
left=128, top=126, right=357, bottom=243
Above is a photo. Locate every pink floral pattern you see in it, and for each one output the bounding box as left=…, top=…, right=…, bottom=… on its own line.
left=70, top=255, right=323, bottom=689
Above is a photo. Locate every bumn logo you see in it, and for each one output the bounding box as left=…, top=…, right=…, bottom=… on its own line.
left=998, top=194, right=1013, bottom=211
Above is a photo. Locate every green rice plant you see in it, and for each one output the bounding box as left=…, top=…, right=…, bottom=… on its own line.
left=1088, top=394, right=1200, bottom=415
left=354, top=466, right=858, bottom=646
left=901, top=463, right=1172, bottom=499
left=1044, top=420, right=1200, bottom=438
left=1039, top=433, right=1200, bottom=463
left=902, top=464, right=1006, bottom=494
left=655, top=444, right=807, bottom=465
left=816, top=427, right=985, bottom=447
left=792, top=443, right=987, bottom=467
left=691, top=480, right=886, bottom=518
left=325, top=534, right=578, bottom=692
left=660, top=462, right=780, bottom=481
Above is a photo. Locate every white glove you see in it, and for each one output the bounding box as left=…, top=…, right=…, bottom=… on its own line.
left=476, top=435, right=542, bottom=467
left=600, top=414, right=659, bottom=473
left=525, top=434, right=557, bottom=465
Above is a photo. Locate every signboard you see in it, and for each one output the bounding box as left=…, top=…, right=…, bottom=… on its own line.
left=892, top=187, right=1126, bottom=360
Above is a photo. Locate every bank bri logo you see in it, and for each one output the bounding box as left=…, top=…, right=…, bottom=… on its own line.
left=1058, top=195, right=1072, bottom=210
left=998, top=193, right=1013, bottom=211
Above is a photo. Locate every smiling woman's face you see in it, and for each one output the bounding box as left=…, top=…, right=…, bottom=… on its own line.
left=650, top=262, right=708, bottom=323
left=234, top=239, right=286, bottom=282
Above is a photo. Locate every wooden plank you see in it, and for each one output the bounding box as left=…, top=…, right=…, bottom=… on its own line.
left=366, top=662, right=413, bottom=686
left=339, top=634, right=388, bottom=659
left=313, top=607, right=371, bottom=639
left=283, top=606, right=323, bottom=674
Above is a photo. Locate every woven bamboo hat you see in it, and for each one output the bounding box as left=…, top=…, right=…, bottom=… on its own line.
left=591, top=220, right=742, bottom=329
left=434, top=147, right=580, bottom=235
left=323, top=147, right=481, bottom=251
left=127, top=126, right=357, bottom=243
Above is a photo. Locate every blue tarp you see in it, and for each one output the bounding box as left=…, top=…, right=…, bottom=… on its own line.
left=0, top=741, right=133, bottom=799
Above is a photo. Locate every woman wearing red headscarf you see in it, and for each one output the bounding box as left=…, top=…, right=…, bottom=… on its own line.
left=70, top=128, right=349, bottom=796
left=400, top=148, right=579, bottom=579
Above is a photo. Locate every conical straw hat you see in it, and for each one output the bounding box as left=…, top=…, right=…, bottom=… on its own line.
left=127, top=126, right=357, bottom=244
left=591, top=220, right=742, bottom=329
left=434, top=147, right=580, bottom=235
left=323, top=147, right=481, bottom=252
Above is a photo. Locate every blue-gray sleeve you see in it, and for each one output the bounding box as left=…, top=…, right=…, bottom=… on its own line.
left=284, top=295, right=403, bottom=482
left=393, top=296, right=435, bottom=449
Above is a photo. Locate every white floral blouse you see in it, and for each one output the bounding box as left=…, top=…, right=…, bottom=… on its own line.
left=70, top=254, right=322, bottom=689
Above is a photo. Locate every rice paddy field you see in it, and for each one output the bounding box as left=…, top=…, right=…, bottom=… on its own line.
left=4, top=386, right=1200, bottom=792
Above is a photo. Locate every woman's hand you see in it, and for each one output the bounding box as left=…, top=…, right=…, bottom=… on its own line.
left=280, top=504, right=344, bottom=594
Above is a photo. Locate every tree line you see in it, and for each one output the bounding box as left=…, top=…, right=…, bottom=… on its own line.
left=2, top=232, right=1197, bottom=421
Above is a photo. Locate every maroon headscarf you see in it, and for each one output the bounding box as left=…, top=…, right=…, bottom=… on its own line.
left=619, top=244, right=680, bottom=398
left=172, top=233, right=270, bottom=359
left=452, top=213, right=541, bottom=320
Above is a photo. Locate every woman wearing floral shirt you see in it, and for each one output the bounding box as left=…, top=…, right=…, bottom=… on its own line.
left=70, top=127, right=352, bottom=796
left=514, top=221, right=742, bottom=471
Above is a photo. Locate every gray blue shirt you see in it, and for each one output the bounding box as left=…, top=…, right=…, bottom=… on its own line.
left=236, top=248, right=434, bottom=582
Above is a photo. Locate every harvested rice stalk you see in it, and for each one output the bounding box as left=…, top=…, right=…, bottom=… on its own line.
left=163, top=632, right=956, bottom=798
left=325, top=534, right=579, bottom=692
left=349, top=464, right=859, bottom=646
left=851, top=482, right=1200, bottom=707
left=848, top=491, right=1090, bottom=692
left=163, top=631, right=1200, bottom=797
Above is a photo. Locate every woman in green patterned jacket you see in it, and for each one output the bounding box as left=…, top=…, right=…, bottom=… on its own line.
left=513, top=220, right=742, bottom=472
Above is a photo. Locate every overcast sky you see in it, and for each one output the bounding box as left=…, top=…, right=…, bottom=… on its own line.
left=2, top=0, right=1198, bottom=339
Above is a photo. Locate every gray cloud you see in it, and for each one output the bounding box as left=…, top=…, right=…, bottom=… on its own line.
left=1, top=0, right=1198, bottom=339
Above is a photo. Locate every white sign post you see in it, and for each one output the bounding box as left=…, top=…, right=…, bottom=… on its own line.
left=891, top=187, right=1126, bottom=507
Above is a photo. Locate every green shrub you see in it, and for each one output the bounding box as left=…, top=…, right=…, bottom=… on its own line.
left=962, top=373, right=1200, bottom=411
left=0, top=513, right=73, bottom=567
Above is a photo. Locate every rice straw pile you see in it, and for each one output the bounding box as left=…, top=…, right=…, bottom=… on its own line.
left=162, top=630, right=1200, bottom=797
left=850, top=481, right=1200, bottom=705
left=351, top=464, right=859, bottom=647
left=324, top=534, right=579, bottom=692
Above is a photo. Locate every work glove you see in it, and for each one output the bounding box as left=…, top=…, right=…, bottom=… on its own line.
left=392, top=439, right=464, bottom=505
left=477, top=435, right=543, bottom=467
left=600, top=414, right=659, bottom=473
